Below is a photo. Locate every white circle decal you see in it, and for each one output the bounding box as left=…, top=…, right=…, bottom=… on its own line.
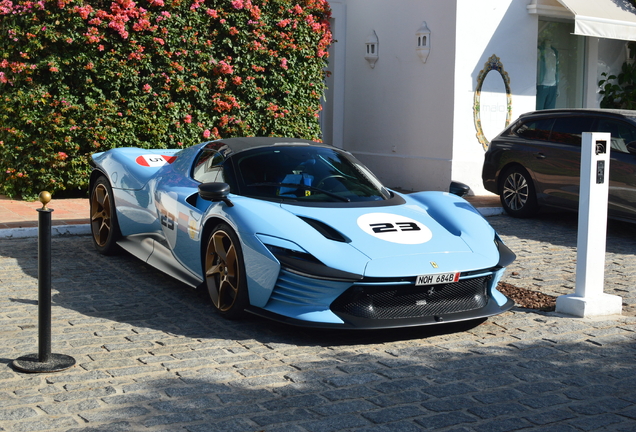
left=135, top=154, right=177, bottom=167
left=357, top=213, right=432, bottom=244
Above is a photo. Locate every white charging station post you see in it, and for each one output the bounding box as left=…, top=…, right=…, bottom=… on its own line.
left=556, top=132, right=622, bottom=317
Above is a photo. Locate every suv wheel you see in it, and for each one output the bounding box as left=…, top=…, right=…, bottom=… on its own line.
left=499, top=166, right=539, bottom=218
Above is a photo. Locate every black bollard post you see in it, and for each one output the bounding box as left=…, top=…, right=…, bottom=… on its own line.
left=13, top=192, right=76, bottom=373
left=37, top=196, right=53, bottom=363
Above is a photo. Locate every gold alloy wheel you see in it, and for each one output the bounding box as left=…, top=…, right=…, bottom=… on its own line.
left=205, top=229, right=240, bottom=312
left=90, top=183, right=112, bottom=247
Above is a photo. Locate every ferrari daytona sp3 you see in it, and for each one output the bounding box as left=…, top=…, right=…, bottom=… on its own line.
left=90, top=137, right=515, bottom=328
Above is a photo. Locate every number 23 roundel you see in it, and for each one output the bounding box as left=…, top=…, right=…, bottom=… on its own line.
left=357, top=213, right=433, bottom=244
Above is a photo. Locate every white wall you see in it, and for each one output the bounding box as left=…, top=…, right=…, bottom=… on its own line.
left=333, top=0, right=540, bottom=194
left=451, top=0, right=539, bottom=195
left=338, top=0, right=458, bottom=192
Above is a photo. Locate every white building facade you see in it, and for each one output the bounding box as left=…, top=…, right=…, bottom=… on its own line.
left=322, top=0, right=636, bottom=195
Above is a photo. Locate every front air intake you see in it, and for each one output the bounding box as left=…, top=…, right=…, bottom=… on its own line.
left=331, top=277, right=490, bottom=320
left=298, top=216, right=349, bottom=242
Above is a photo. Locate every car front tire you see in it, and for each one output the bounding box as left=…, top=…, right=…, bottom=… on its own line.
left=204, top=224, right=249, bottom=319
left=499, top=166, right=539, bottom=218
left=90, top=175, right=122, bottom=254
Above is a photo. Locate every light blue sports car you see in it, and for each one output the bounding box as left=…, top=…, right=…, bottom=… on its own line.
left=90, top=137, right=515, bottom=328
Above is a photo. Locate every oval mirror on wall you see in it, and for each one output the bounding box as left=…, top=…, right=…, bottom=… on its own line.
left=473, top=54, right=512, bottom=150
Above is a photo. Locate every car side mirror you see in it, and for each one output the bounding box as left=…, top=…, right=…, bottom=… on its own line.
left=626, top=141, right=636, bottom=155
left=449, top=181, right=470, bottom=197
left=198, top=182, right=234, bottom=207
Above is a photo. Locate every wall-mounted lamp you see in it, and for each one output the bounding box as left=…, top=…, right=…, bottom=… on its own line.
left=416, top=21, right=431, bottom=63
left=365, top=31, right=379, bottom=68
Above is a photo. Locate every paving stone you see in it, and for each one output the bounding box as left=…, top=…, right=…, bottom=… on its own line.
left=235, top=364, right=295, bottom=377
left=120, top=378, right=182, bottom=392
left=310, top=399, right=377, bottom=416
left=324, top=373, right=385, bottom=388
left=617, top=405, right=636, bottom=420
left=301, top=414, right=371, bottom=432
left=360, top=405, right=427, bottom=424
left=163, top=383, right=230, bottom=398
left=203, top=403, right=265, bottom=420
left=472, top=417, right=534, bottom=432
left=79, top=405, right=150, bottom=422
left=564, top=384, right=621, bottom=400
left=44, top=370, right=111, bottom=384
left=79, top=358, right=140, bottom=371
left=101, top=392, right=163, bottom=405
left=7, top=416, right=79, bottom=431
left=355, top=422, right=426, bottom=432
left=369, top=390, right=429, bottom=407
left=421, top=396, right=477, bottom=413
left=519, top=393, right=570, bottom=409
left=468, top=402, right=529, bottom=419
left=567, top=413, right=625, bottom=431
left=321, top=386, right=380, bottom=402
left=53, top=386, right=117, bottom=402
left=0, top=395, right=44, bottom=408
left=106, top=364, right=168, bottom=377
left=420, top=382, right=478, bottom=398
left=414, top=411, right=478, bottom=429
left=38, top=399, right=101, bottom=415
left=250, top=408, right=318, bottom=426
left=0, top=407, right=38, bottom=421
left=143, top=412, right=206, bottom=427
left=261, top=394, right=325, bottom=411
left=185, top=418, right=256, bottom=432
left=471, top=388, right=524, bottom=404
left=177, top=369, right=240, bottom=382
left=372, top=378, right=429, bottom=394
left=216, top=389, right=272, bottom=404
left=230, top=374, right=291, bottom=387
left=523, top=408, right=578, bottom=425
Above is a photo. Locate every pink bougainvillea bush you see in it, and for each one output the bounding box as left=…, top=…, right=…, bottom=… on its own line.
left=0, top=0, right=332, bottom=198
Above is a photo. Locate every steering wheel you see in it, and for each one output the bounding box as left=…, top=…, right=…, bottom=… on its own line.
left=316, top=175, right=346, bottom=189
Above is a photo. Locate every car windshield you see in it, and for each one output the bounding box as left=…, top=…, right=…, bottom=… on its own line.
left=234, top=145, right=391, bottom=202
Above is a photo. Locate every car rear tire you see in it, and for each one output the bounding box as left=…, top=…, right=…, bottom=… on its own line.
left=499, top=166, right=539, bottom=218
left=90, top=176, right=122, bottom=254
left=205, top=224, right=248, bottom=319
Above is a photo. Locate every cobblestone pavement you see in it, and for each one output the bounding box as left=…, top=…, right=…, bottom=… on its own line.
left=0, top=212, right=635, bottom=432
left=490, top=212, right=636, bottom=317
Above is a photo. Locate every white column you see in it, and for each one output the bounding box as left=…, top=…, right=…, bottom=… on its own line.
left=556, top=132, right=622, bottom=317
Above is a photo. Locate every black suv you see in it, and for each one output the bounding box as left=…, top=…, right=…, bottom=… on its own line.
left=482, top=109, right=636, bottom=222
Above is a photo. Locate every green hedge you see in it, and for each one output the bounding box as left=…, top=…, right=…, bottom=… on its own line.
left=0, top=0, right=332, bottom=199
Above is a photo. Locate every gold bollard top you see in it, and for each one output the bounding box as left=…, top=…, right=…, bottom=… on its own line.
left=38, top=191, right=52, bottom=211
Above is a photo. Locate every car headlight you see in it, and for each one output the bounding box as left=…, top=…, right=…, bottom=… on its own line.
left=264, top=244, right=362, bottom=281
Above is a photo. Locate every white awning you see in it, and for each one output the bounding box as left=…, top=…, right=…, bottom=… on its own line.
left=528, top=0, right=636, bottom=41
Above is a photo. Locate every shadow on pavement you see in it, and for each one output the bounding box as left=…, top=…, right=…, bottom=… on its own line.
left=1, top=236, right=486, bottom=346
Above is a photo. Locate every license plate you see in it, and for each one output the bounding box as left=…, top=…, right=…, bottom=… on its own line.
left=416, top=272, right=460, bottom=286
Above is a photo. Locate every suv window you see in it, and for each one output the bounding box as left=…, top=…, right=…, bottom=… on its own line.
left=550, top=116, right=595, bottom=146
left=512, top=118, right=554, bottom=141
left=595, top=118, right=636, bottom=153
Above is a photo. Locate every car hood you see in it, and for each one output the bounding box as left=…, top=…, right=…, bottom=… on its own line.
left=278, top=192, right=500, bottom=277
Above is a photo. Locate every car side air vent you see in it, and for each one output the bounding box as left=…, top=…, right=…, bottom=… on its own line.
left=298, top=217, right=350, bottom=243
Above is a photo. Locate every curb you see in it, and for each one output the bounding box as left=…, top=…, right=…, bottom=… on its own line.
left=0, top=224, right=91, bottom=239
left=478, top=207, right=505, bottom=217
